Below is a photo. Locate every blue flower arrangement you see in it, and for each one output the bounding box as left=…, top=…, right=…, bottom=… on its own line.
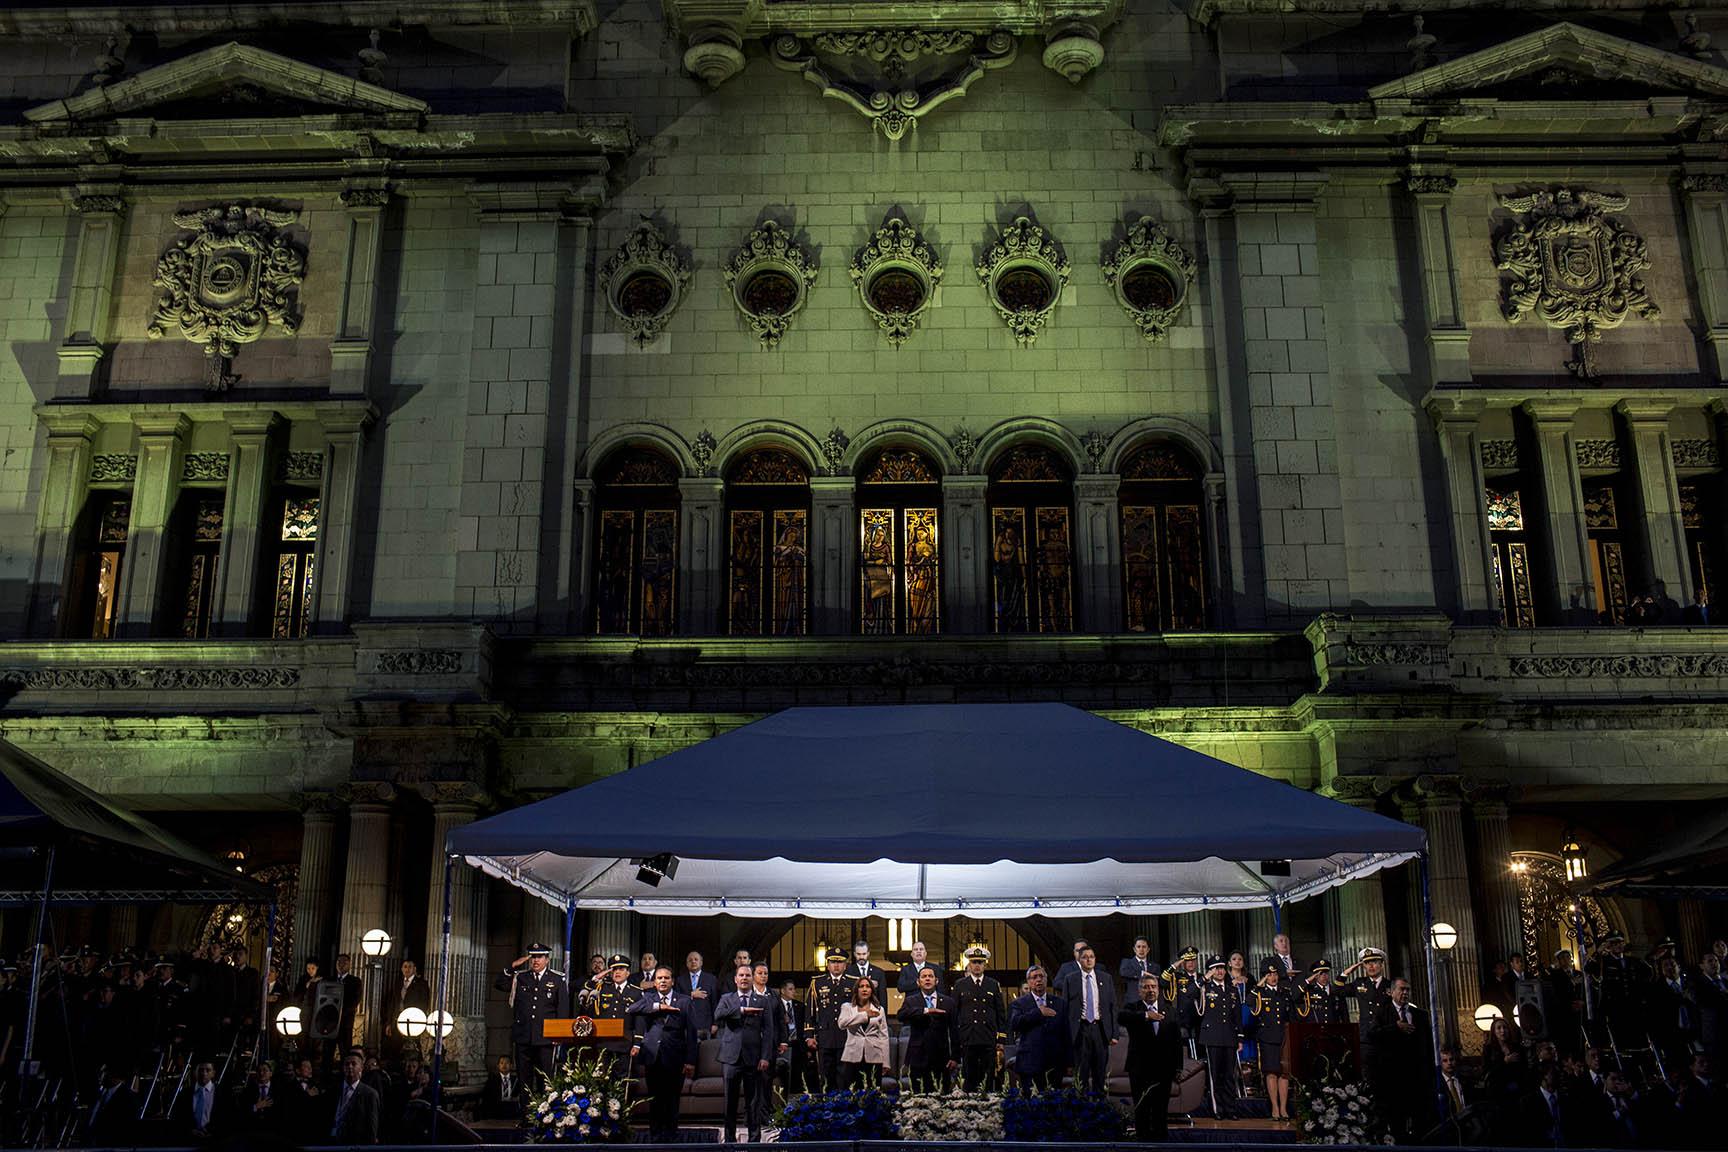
left=774, top=1087, right=899, bottom=1141
left=524, top=1050, right=634, bottom=1143
left=1001, top=1087, right=1129, bottom=1142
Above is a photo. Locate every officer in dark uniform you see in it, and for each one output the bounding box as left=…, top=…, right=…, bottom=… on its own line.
left=1587, top=930, right=1646, bottom=1049
left=1338, top=946, right=1392, bottom=1068
left=591, top=954, right=641, bottom=1069
left=952, top=944, right=1006, bottom=1090
left=1252, top=960, right=1297, bottom=1120
left=1189, top=955, right=1240, bottom=1119
left=495, top=942, right=565, bottom=1091
left=805, top=948, right=855, bottom=1091
left=1162, top=947, right=1203, bottom=1049
left=146, top=955, right=190, bottom=1054
left=1298, top=959, right=1349, bottom=1024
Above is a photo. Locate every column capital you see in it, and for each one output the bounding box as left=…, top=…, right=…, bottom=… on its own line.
left=1407, top=772, right=1467, bottom=807
left=224, top=409, right=284, bottom=439
left=1680, top=170, right=1728, bottom=200
left=339, top=185, right=393, bottom=211
left=1613, top=397, right=1678, bottom=424
left=1461, top=777, right=1512, bottom=807
left=70, top=184, right=126, bottom=216
left=810, top=475, right=856, bottom=497
left=678, top=476, right=725, bottom=501
left=314, top=400, right=379, bottom=438
left=132, top=412, right=192, bottom=440
left=1424, top=391, right=1487, bottom=427
left=343, top=781, right=398, bottom=809
left=1520, top=398, right=1581, bottom=426
left=419, top=780, right=491, bottom=813
left=38, top=410, right=102, bottom=440
left=1320, top=774, right=1394, bottom=806
left=1075, top=475, right=1121, bottom=501
left=298, top=789, right=343, bottom=818
left=1404, top=168, right=1458, bottom=198
left=941, top=475, right=988, bottom=498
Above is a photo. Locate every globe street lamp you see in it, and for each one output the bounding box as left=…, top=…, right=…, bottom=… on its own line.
left=1473, top=1003, right=1503, bottom=1032
left=361, top=930, right=392, bottom=1053
left=275, top=1004, right=303, bottom=1063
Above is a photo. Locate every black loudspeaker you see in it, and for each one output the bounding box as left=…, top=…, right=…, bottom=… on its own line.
left=1514, top=978, right=1550, bottom=1041
left=310, top=978, right=347, bottom=1040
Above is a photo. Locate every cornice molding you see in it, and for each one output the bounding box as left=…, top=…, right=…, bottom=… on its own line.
left=0, top=3, right=599, bottom=36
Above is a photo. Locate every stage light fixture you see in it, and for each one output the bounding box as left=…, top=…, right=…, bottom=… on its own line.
left=635, top=853, right=680, bottom=887
left=1259, top=860, right=1292, bottom=876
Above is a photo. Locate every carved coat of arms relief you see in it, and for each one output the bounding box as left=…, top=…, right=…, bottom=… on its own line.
left=1492, top=188, right=1658, bottom=378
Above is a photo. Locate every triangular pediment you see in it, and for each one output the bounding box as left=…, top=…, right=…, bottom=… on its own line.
left=1368, top=22, right=1728, bottom=102
left=24, top=41, right=429, bottom=125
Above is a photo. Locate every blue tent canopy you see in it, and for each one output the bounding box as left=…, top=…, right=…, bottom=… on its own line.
left=450, top=703, right=1423, bottom=918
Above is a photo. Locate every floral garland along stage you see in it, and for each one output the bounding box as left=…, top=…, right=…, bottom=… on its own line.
left=895, top=1091, right=1005, bottom=1142
left=1297, top=1075, right=1386, bottom=1145
left=776, top=1087, right=899, bottom=1141
left=524, top=1050, right=633, bottom=1143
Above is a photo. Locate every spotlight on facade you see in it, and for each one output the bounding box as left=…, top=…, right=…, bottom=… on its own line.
left=1430, top=922, right=1458, bottom=951
left=635, top=853, right=679, bottom=887
left=275, top=1005, right=303, bottom=1037
left=397, top=1007, right=428, bottom=1038
left=1562, top=838, right=1588, bottom=882
left=1473, top=1003, right=1502, bottom=1032
left=362, top=929, right=393, bottom=957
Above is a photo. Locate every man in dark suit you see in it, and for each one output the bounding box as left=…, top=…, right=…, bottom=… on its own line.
left=86, top=1064, right=139, bottom=1145
left=330, top=1049, right=382, bottom=1144
left=953, top=944, right=1007, bottom=1090
left=806, top=949, right=855, bottom=1091
left=1054, top=939, right=1089, bottom=985
left=334, top=954, right=363, bottom=1056
left=845, top=940, right=890, bottom=990
left=715, top=964, right=772, bottom=1142
left=240, top=1060, right=287, bottom=1133
left=1119, top=973, right=1183, bottom=1141
left=899, top=965, right=960, bottom=1092
left=627, top=967, right=698, bottom=1142
left=481, top=1055, right=523, bottom=1120
left=1009, top=965, right=1069, bottom=1091
left=1120, top=936, right=1157, bottom=1002
left=677, top=950, right=721, bottom=1037
left=1515, top=1060, right=1575, bottom=1148
left=1370, top=977, right=1433, bottom=1143
left=385, top=958, right=432, bottom=1060
left=770, top=978, right=811, bottom=1100
left=1058, top=942, right=1118, bottom=1095
left=897, top=940, right=944, bottom=996
left=1262, top=934, right=1298, bottom=983
left=1190, top=956, right=1239, bottom=1119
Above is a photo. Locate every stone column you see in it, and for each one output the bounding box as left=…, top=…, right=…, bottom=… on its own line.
left=337, top=784, right=396, bottom=1047
left=108, top=905, right=139, bottom=953
left=587, top=912, right=636, bottom=962
left=1677, top=900, right=1709, bottom=963
left=1616, top=399, right=1691, bottom=608
left=329, top=188, right=391, bottom=396
left=1405, top=171, right=1472, bottom=384
left=116, top=413, right=189, bottom=637
left=1522, top=400, right=1591, bottom=620
left=1172, top=911, right=1223, bottom=959
left=1407, top=777, right=1484, bottom=1053
left=521, top=898, right=568, bottom=973
left=28, top=412, right=100, bottom=636
left=1074, top=475, right=1121, bottom=632
left=543, top=214, right=594, bottom=634
left=313, top=404, right=376, bottom=634
left=1469, top=787, right=1522, bottom=975
left=1322, top=779, right=1391, bottom=964
left=679, top=477, right=725, bottom=634
left=1426, top=394, right=1498, bottom=622
left=422, top=784, right=489, bottom=1066
left=1680, top=173, right=1728, bottom=383
left=56, top=189, right=126, bottom=401
left=942, top=476, right=988, bottom=634
left=214, top=411, right=283, bottom=636
left=572, top=479, right=596, bottom=631
left=810, top=476, right=855, bottom=635
left=294, top=794, right=340, bottom=971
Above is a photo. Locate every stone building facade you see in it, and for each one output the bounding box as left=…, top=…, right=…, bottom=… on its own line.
left=1, top=0, right=1725, bottom=1064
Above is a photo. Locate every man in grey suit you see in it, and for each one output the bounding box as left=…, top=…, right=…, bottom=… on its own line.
left=676, top=950, right=721, bottom=1036
left=715, top=964, right=773, bottom=1142
left=329, top=1050, right=381, bottom=1144
left=1057, top=943, right=1119, bottom=1095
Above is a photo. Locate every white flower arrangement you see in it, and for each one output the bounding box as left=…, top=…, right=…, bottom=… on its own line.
left=895, top=1091, right=1006, bottom=1142
left=1297, top=1077, right=1380, bottom=1145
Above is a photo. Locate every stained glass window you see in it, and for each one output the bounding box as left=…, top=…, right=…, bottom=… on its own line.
left=988, top=445, right=1074, bottom=632
left=1485, top=479, right=1537, bottom=629
left=1680, top=481, right=1723, bottom=613
left=171, top=494, right=225, bottom=639
left=857, top=449, right=941, bottom=634
left=1582, top=481, right=1629, bottom=625
left=1118, top=443, right=1207, bottom=632
left=72, top=492, right=131, bottom=639
left=726, top=450, right=809, bottom=635
left=593, top=447, right=680, bottom=634
left=269, top=492, right=319, bottom=639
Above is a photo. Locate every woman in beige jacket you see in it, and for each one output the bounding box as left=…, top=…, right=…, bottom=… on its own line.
left=836, top=977, right=890, bottom=1087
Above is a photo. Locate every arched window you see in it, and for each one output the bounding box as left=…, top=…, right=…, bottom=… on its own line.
left=725, top=448, right=809, bottom=635
left=856, top=448, right=942, bottom=635
left=261, top=488, right=319, bottom=639
left=592, top=447, right=680, bottom=635
left=166, top=491, right=225, bottom=638
left=986, top=444, right=1074, bottom=633
left=67, top=491, right=131, bottom=638
left=1117, top=443, right=1208, bottom=632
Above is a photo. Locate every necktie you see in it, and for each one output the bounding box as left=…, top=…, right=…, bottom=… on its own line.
left=785, top=1001, right=795, bottom=1036
left=1084, top=972, right=1096, bottom=1022
left=1447, top=1077, right=1462, bottom=1115
left=1149, top=1001, right=1160, bottom=1034
left=502, top=1076, right=511, bottom=1100
left=1400, top=1005, right=1409, bottom=1025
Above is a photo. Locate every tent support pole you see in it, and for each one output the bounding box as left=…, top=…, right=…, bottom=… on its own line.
left=1418, top=852, right=1445, bottom=1117
left=21, top=845, right=55, bottom=1074
left=1271, top=895, right=1281, bottom=935
left=431, top=853, right=455, bottom=1145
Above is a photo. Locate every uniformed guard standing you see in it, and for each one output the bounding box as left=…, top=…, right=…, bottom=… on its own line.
left=1586, top=930, right=1645, bottom=1050
left=495, top=942, right=565, bottom=1091
left=1162, top=947, right=1203, bottom=1051
left=1337, top=947, right=1392, bottom=1069
left=1252, top=960, right=1297, bottom=1122
left=952, top=945, right=1006, bottom=1091
left=591, top=954, right=641, bottom=1069
left=1189, top=956, right=1240, bottom=1119
left=1298, top=959, right=1349, bottom=1024
left=805, top=949, right=856, bottom=1091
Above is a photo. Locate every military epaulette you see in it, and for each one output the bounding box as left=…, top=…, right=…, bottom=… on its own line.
left=546, top=969, right=566, bottom=979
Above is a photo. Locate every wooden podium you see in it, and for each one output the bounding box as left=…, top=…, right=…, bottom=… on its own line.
left=543, top=1017, right=628, bottom=1058
left=1288, top=1020, right=1359, bottom=1081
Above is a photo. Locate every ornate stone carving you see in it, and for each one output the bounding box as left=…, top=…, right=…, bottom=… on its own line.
left=597, top=219, right=690, bottom=348
left=1672, top=438, right=1721, bottom=468
left=976, top=216, right=1070, bottom=346
left=1405, top=173, right=1457, bottom=195
left=89, top=454, right=136, bottom=484
left=181, top=452, right=231, bottom=483
left=1101, top=217, right=1196, bottom=343
left=1479, top=439, right=1519, bottom=470
left=73, top=193, right=126, bottom=215
left=339, top=187, right=392, bottom=209
left=282, top=451, right=324, bottom=482
left=375, top=650, right=463, bottom=675
left=1321, top=775, right=1395, bottom=804
left=146, top=205, right=306, bottom=382
left=356, top=28, right=388, bottom=86
left=722, top=220, right=819, bottom=348
left=851, top=215, right=943, bottom=347
left=771, top=29, right=1016, bottom=141
left=0, top=666, right=301, bottom=691
left=691, top=429, right=717, bottom=477
left=1042, top=22, right=1106, bottom=83
left=1573, top=439, right=1621, bottom=469
left=1081, top=431, right=1108, bottom=472
left=820, top=427, right=850, bottom=476
left=1681, top=174, right=1728, bottom=194
left=1493, top=189, right=1659, bottom=379
left=1508, top=653, right=1728, bottom=678
left=1342, top=642, right=1446, bottom=666
left=949, top=426, right=978, bottom=473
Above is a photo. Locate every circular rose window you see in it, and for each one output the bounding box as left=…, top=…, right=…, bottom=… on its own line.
left=996, top=266, right=1054, bottom=312
left=617, top=270, right=673, bottom=319
left=868, top=268, right=927, bottom=315
left=742, top=268, right=800, bottom=317
left=1122, top=264, right=1178, bottom=312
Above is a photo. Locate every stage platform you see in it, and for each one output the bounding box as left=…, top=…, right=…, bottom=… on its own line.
left=466, top=1116, right=1300, bottom=1146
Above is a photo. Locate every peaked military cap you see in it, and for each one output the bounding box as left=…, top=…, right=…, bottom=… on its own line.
left=607, top=954, right=631, bottom=971
left=1179, top=946, right=1200, bottom=961
left=527, top=942, right=552, bottom=957
left=963, top=944, right=991, bottom=962
left=1359, top=946, right=1386, bottom=962
left=1205, top=955, right=1226, bottom=972
left=1309, top=959, right=1332, bottom=974
left=825, top=948, right=850, bottom=963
